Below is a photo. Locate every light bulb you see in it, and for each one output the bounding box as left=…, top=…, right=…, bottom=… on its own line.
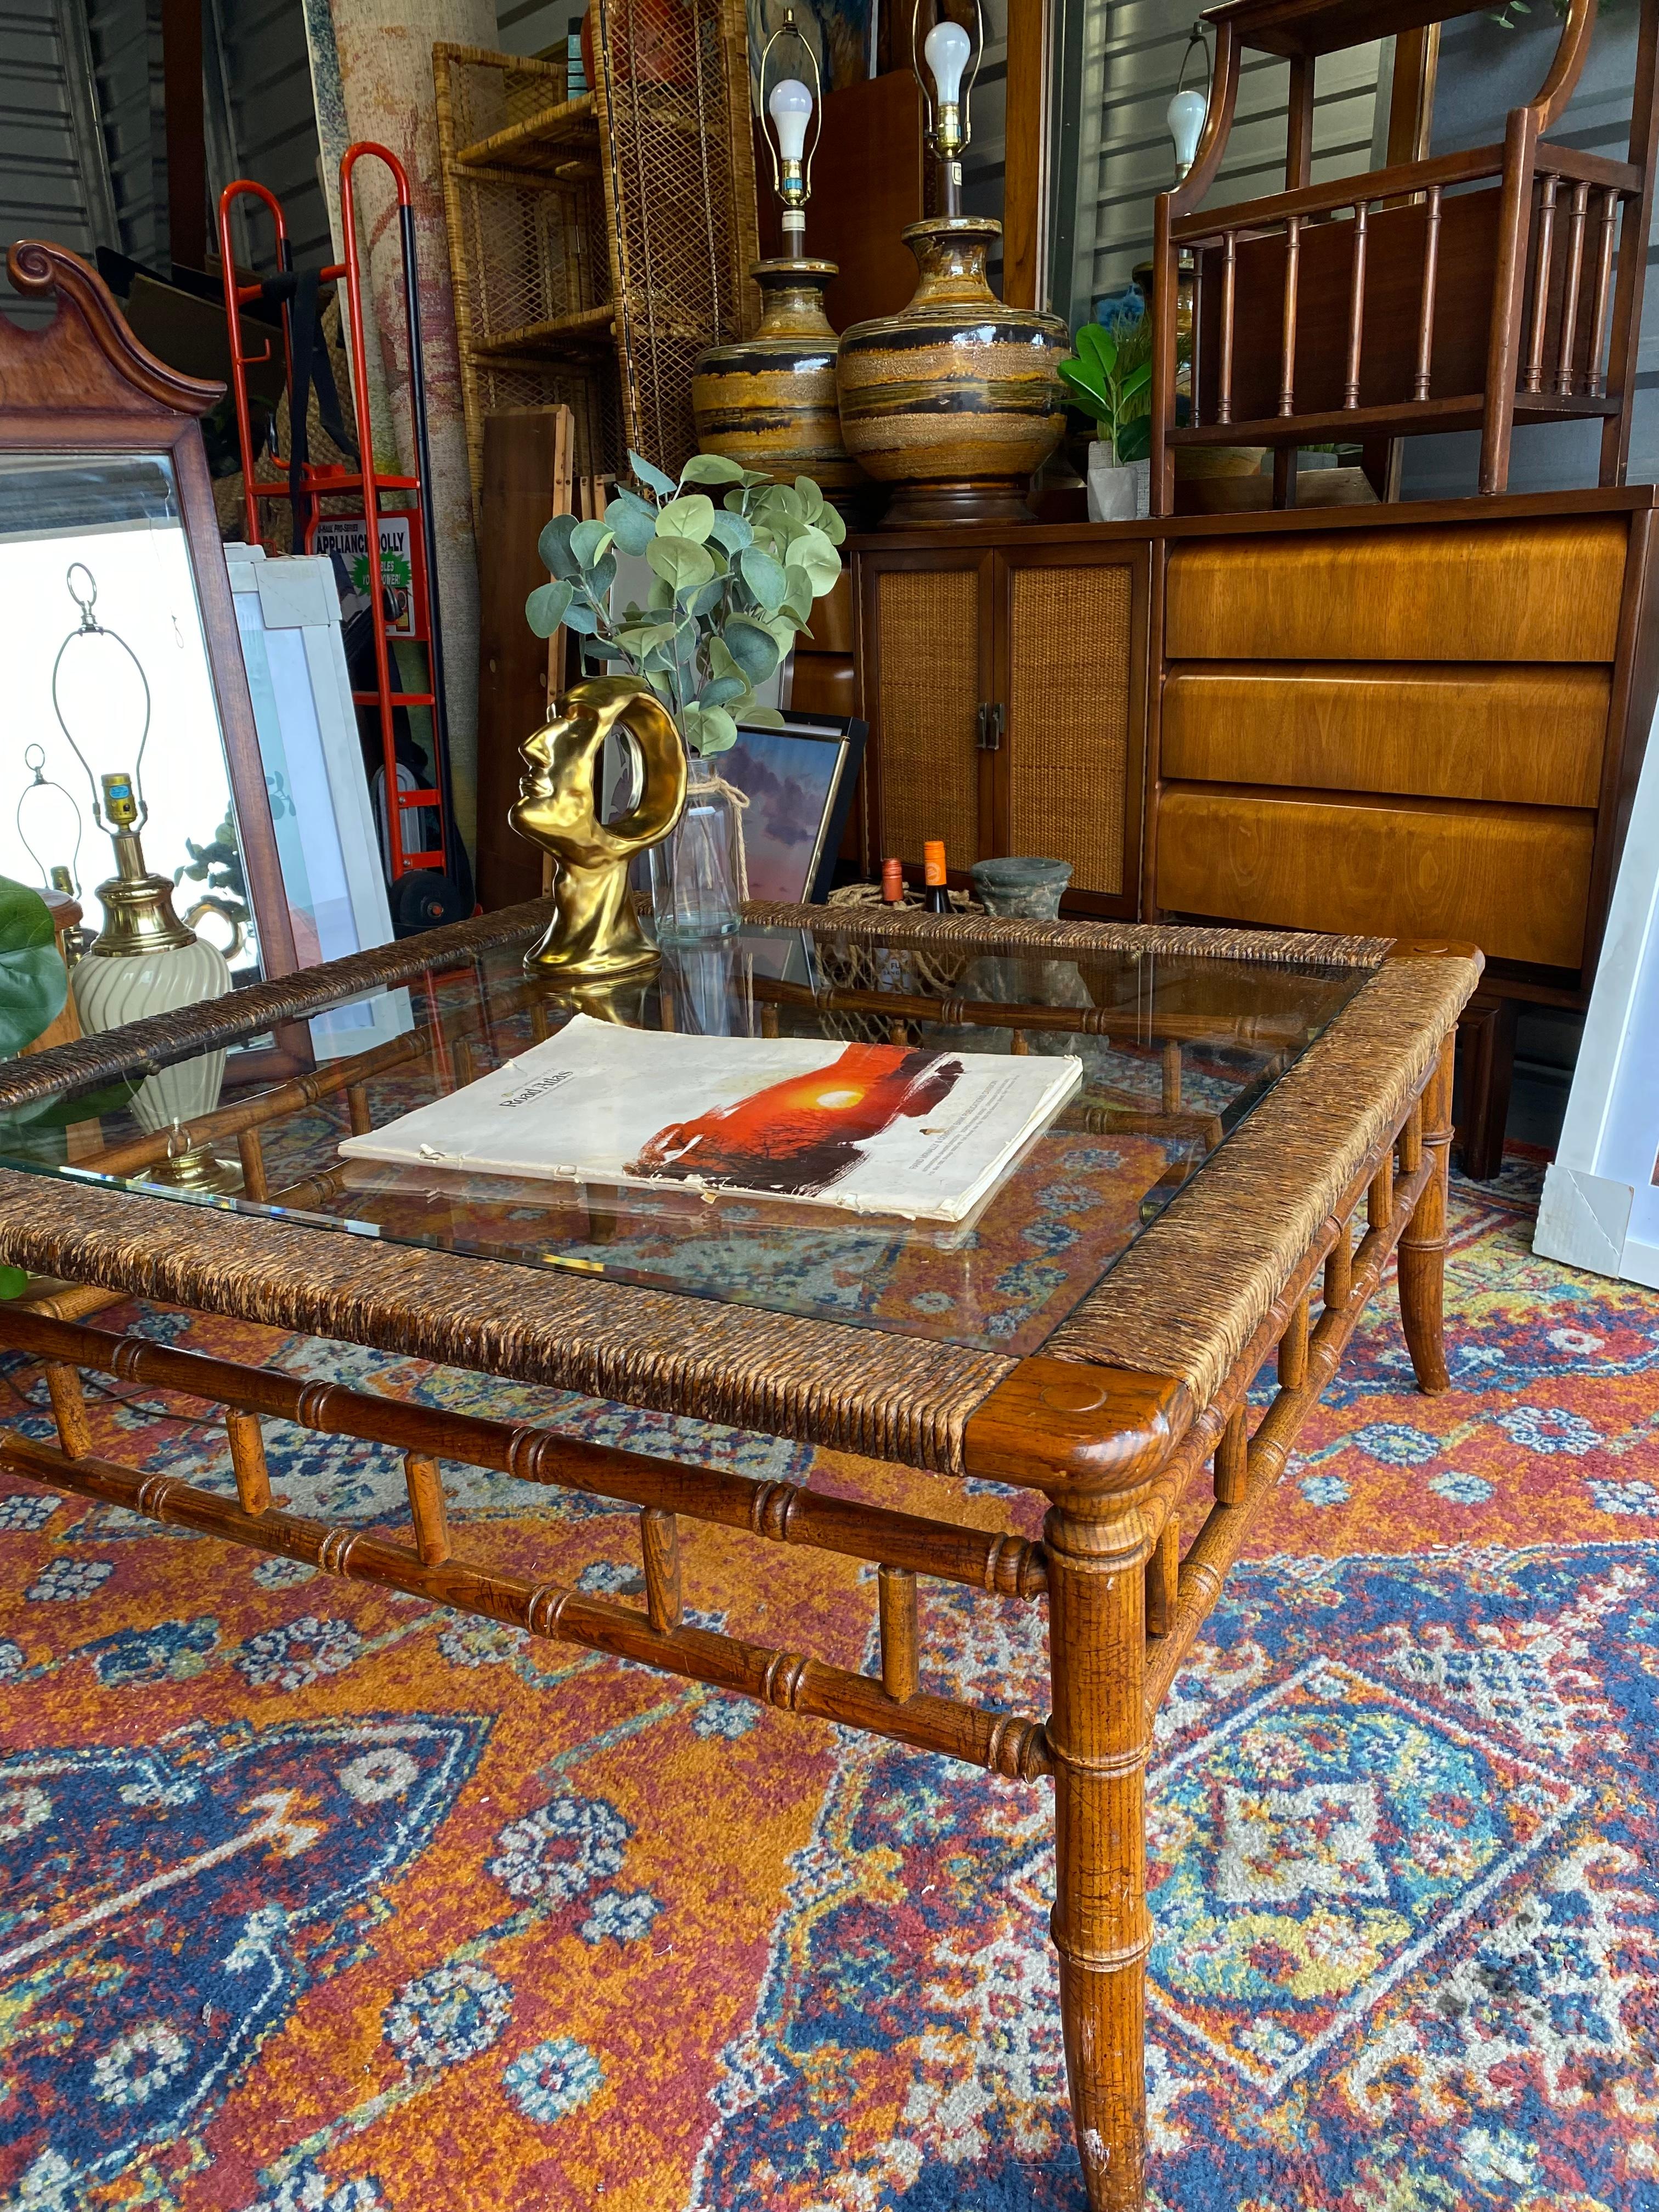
left=768, top=76, right=813, bottom=165
left=923, top=19, right=970, bottom=107
left=1167, top=84, right=1207, bottom=176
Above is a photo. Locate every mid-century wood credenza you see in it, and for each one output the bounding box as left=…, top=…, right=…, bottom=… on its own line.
left=849, top=485, right=1659, bottom=1173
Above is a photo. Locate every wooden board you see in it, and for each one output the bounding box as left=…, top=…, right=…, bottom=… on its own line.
left=1155, top=786, right=1595, bottom=969
left=475, top=407, right=573, bottom=912
left=1160, top=661, right=1609, bottom=808
left=1166, top=517, right=1628, bottom=662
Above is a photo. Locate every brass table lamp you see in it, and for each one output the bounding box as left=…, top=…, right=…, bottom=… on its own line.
left=510, top=676, right=687, bottom=982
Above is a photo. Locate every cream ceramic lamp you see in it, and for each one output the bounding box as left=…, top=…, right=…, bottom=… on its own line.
left=54, top=563, right=235, bottom=1189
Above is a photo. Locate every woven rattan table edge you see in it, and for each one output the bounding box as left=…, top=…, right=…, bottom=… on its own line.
left=0, top=912, right=1455, bottom=1475
left=1045, top=949, right=1483, bottom=1401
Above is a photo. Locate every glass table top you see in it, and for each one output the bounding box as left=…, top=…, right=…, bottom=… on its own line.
left=1, top=918, right=1377, bottom=1357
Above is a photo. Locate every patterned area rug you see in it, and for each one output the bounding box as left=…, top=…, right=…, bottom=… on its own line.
left=1, top=1150, right=1656, bottom=2212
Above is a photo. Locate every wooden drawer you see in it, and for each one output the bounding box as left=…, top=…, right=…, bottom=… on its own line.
left=1160, top=662, right=1608, bottom=808
left=1166, top=518, right=1627, bottom=662
left=1156, top=787, right=1594, bottom=969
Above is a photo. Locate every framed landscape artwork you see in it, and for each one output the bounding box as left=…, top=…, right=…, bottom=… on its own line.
left=724, top=710, right=868, bottom=906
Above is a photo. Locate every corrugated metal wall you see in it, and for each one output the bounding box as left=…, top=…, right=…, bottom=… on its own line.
left=210, top=0, right=330, bottom=270
left=1057, top=0, right=1379, bottom=326
left=0, top=0, right=120, bottom=319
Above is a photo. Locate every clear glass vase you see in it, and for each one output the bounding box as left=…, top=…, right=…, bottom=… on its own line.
left=648, top=752, right=743, bottom=943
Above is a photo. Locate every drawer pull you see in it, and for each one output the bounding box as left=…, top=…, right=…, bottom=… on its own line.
left=977, top=701, right=1005, bottom=752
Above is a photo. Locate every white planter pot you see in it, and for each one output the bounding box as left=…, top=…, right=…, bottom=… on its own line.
left=1086, top=445, right=1151, bottom=522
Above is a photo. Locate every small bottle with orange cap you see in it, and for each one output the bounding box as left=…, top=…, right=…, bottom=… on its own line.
left=922, top=840, right=951, bottom=915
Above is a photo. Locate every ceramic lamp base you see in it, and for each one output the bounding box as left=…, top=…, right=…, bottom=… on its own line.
left=837, top=217, right=1066, bottom=527
left=692, top=260, right=865, bottom=501
left=878, top=479, right=1041, bottom=529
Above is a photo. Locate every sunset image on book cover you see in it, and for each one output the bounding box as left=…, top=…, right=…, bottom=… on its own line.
left=338, top=1017, right=1082, bottom=1224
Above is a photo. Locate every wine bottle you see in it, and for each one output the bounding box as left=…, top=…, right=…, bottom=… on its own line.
left=882, top=855, right=905, bottom=905
left=922, top=840, right=950, bottom=915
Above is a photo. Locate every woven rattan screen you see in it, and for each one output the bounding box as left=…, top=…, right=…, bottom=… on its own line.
left=1008, top=563, right=1132, bottom=896
left=875, top=567, right=980, bottom=867
left=435, top=15, right=758, bottom=507
left=436, top=47, right=614, bottom=505
left=594, top=0, right=760, bottom=471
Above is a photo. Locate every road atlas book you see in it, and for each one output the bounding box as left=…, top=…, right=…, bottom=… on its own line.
left=338, top=1012, right=1082, bottom=1224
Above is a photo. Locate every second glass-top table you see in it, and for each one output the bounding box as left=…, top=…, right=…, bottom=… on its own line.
left=0, top=911, right=1377, bottom=1358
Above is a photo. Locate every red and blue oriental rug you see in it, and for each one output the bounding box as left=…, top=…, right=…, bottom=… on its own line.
left=1, top=1149, right=1655, bottom=2210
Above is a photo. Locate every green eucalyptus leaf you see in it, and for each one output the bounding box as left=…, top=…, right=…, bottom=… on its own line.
left=787, top=526, right=840, bottom=594
left=570, top=518, right=615, bottom=569
left=606, top=489, right=659, bottom=556
left=680, top=452, right=747, bottom=485
left=707, top=636, right=745, bottom=686
left=699, top=673, right=748, bottom=708
left=537, top=512, right=580, bottom=578
left=707, top=510, right=753, bottom=556
left=687, top=576, right=725, bottom=620
left=562, top=597, right=600, bottom=636
left=739, top=544, right=788, bottom=612
left=524, top=578, right=574, bottom=637
left=696, top=706, right=738, bottom=754
left=648, top=573, right=676, bottom=612
left=587, top=550, right=618, bottom=600
left=654, top=493, right=716, bottom=543
left=723, top=615, right=781, bottom=684
left=646, top=536, right=716, bottom=592
left=782, top=565, right=815, bottom=624
left=793, top=476, right=825, bottom=522
left=628, top=449, right=677, bottom=498
left=815, top=501, right=847, bottom=546
left=741, top=707, right=786, bottom=729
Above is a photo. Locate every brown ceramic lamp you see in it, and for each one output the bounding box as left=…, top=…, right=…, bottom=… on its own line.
left=836, top=0, right=1067, bottom=527
left=690, top=13, right=863, bottom=509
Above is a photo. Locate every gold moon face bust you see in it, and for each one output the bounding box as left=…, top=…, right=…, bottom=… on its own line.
left=510, top=676, right=687, bottom=981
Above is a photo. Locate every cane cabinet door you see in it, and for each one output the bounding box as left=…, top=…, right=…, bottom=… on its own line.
left=855, top=538, right=1150, bottom=911
left=994, top=540, right=1150, bottom=917
left=856, top=547, right=996, bottom=881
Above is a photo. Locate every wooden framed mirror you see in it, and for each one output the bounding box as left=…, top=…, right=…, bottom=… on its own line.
left=0, top=240, right=304, bottom=1077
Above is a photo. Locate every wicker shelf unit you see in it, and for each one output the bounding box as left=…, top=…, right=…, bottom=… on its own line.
left=435, top=2, right=760, bottom=515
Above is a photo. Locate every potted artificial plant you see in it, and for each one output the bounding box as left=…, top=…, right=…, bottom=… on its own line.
left=527, top=448, right=843, bottom=939
left=1059, top=317, right=1153, bottom=522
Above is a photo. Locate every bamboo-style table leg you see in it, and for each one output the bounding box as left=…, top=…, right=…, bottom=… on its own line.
left=1046, top=1489, right=1154, bottom=2209
left=1398, top=1033, right=1455, bottom=1394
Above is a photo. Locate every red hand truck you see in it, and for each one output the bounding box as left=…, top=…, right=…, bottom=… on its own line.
left=218, top=145, right=471, bottom=936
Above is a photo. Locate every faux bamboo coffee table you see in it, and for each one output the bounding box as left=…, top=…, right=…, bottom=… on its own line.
left=0, top=902, right=1480, bottom=2209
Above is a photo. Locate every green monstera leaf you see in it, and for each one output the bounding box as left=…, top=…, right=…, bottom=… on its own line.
left=0, top=875, right=67, bottom=1062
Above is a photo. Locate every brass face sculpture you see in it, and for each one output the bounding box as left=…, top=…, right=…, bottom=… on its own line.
left=510, top=676, right=687, bottom=981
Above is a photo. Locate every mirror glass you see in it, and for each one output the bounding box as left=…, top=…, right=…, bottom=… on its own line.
left=0, top=450, right=264, bottom=985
